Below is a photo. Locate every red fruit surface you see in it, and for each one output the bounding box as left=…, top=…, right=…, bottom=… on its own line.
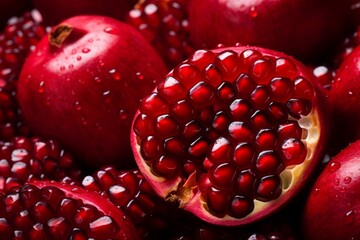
left=32, top=0, right=137, bottom=26
left=0, top=0, right=32, bottom=30
left=0, top=136, right=83, bottom=193
left=188, top=0, right=353, bottom=63
left=131, top=46, right=328, bottom=226
left=302, top=140, right=360, bottom=240
left=328, top=46, right=360, bottom=155
left=0, top=181, right=140, bottom=239
left=17, top=15, right=167, bottom=169
left=127, top=0, right=194, bottom=67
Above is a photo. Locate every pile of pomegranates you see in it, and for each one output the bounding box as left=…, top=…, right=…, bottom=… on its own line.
left=0, top=0, right=360, bottom=239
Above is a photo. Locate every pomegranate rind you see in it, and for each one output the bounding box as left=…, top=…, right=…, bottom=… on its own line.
left=131, top=46, right=328, bottom=226
left=302, top=140, right=360, bottom=240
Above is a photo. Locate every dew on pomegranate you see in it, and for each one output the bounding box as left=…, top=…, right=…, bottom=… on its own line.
left=344, top=210, right=355, bottom=225
left=82, top=48, right=90, bottom=54
left=344, top=176, right=352, bottom=184
left=329, top=161, right=341, bottom=172
left=109, top=69, right=121, bottom=81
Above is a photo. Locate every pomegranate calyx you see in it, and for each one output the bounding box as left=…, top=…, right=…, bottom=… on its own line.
left=49, top=24, right=74, bottom=47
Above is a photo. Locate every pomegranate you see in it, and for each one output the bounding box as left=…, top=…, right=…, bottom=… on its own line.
left=302, top=140, right=360, bottom=240
left=0, top=136, right=83, bottom=193
left=328, top=46, right=360, bottom=155
left=0, top=0, right=31, bottom=30
left=131, top=46, right=328, bottom=226
left=32, top=0, right=137, bottom=26
left=127, top=0, right=194, bottom=68
left=80, top=166, right=188, bottom=239
left=0, top=181, right=140, bottom=239
left=0, top=9, right=47, bottom=83
left=188, top=0, right=353, bottom=63
left=17, top=15, right=167, bottom=169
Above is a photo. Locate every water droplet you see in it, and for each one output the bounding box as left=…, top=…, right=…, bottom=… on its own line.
left=136, top=72, right=144, bottom=80
left=344, top=176, right=352, bottom=184
left=334, top=178, right=340, bottom=186
left=119, top=110, right=128, bottom=120
left=104, top=27, right=119, bottom=34
left=344, top=210, right=355, bottom=225
left=71, top=49, right=77, bottom=55
left=60, top=66, right=66, bottom=71
left=94, top=76, right=101, bottom=83
left=88, top=38, right=94, bottom=43
left=74, top=101, right=81, bottom=111
left=82, top=48, right=90, bottom=53
left=99, top=60, right=105, bottom=66
left=38, top=81, right=45, bottom=93
left=76, top=56, right=82, bottom=61
left=329, top=161, right=341, bottom=172
left=68, top=64, right=74, bottom=70
left=109, top=69, right=121, bottom=81
left=249, top=6, right=258, bottom=17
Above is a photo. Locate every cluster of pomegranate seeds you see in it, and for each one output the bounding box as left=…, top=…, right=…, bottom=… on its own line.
left=133, top=47, right=319, bottom=220
left=80, top=166, right=191, bottom=239
left=0, top=183, right=125, bottom=239
left=0, top=9, right=47, bottom=82
left=0, top=137, right=83, bottom=193
left=127, top=0, right=194, bottom=67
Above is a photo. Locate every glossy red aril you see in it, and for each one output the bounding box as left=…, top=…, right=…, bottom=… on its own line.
left=0, top=136, right=83, bottom=193
left=17, top=15, right=167, bottom=169
left=131, top=46, right=327, bottom=226
left=302, top=140, right=360, bottom=240
left=32, top=0, right=137, bottom=26
left=188, top=0, right=353, bottom=63
left=0, top=9, right=47, bottom=82
left=127, top=0, right=193, bottom=67
left=0, top=0, right=32, bottom=30
left=80, top=166, right=183, bottom=239
left=0, top=181, right=139, bottom=239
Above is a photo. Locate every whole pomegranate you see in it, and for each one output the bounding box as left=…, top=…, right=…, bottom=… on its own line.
left=328, top=45, right=360, bottom=154
left=188, top=0, right=353, bottom=63
left=32, top=0, right=137, bottom=26
left=302, top=140, right=360, bottom=240
left=131, top=46, right=328, bottom=226
left=17, top=16, right=167, bottom=169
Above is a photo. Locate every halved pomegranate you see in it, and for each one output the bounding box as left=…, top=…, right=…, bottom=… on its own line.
left=0, top=181, right=140, bottom=239
left=130, top=46, right=328, bottom=226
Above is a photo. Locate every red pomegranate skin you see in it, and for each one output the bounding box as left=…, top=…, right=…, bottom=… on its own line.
left=32, top=0, right=137, bottom=26
left=188, top=0, right=353, bottom=63
left=302, top=140, right=360, bottom=240
left=17, top=15, right=167, bottom=169
left=328, top=46, right=360, bottom=155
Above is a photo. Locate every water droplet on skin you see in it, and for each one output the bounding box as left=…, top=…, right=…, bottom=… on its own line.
left=104, top=27, right=119, bottom=34
left=344, top=210, right=355, bottom=225
left=109, top=69, right=121, bottom=81
left=71, top=49, right=77, bottom=55
left=77, top=56, right=82, bottom=61
left=88, top=38, right=94, bottom=43
left=119, top=110, right=128, bottom=120
left=38, top=81, right=45, bottom=93
left=344, top=176, right=352, bottom=184
left=136, top=72, right=144, bottom=80
left=334, top=178, right=340, bottom=186
left=249, top=6, right=258, bottom=17
left=60, top=66, right=66, bottom=71
left=94, top=77, right=101, bottom=83
left=69, top=64, right=74, bottom=70
left=99, top=60, right=105, bottom=66
left=329, top=161, right=341, bottom=172
left=82, top=48, right=90, bottom=53
left=75, top=102, right=81, bottom=111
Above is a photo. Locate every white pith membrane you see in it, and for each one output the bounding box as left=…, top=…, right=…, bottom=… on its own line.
left=131, top=48, right=323, bottom=226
